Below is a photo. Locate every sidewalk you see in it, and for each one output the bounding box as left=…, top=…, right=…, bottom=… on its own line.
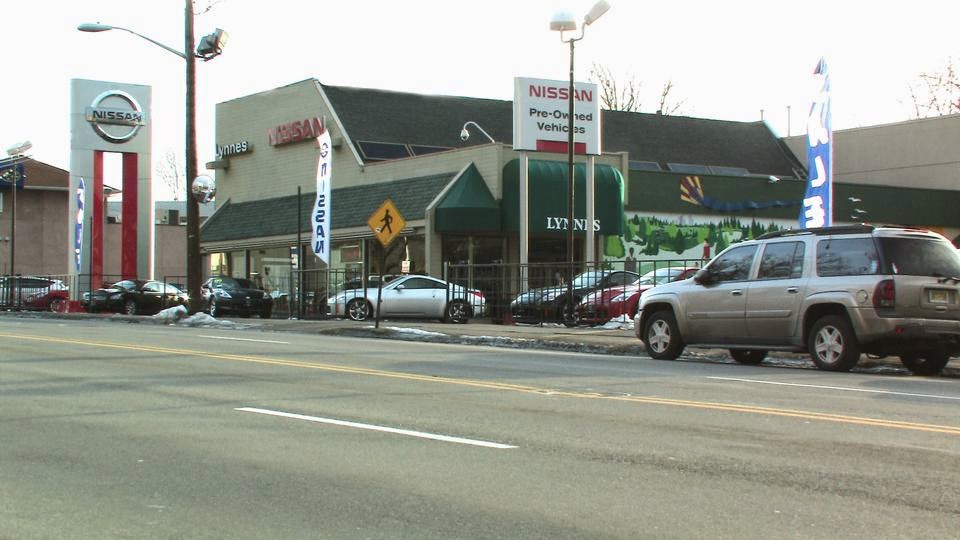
left=2, top=309, right=646, bottom=356
left=5, top=310, right=954, bottom=375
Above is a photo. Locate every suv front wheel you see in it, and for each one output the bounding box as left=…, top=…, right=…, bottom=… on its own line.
left=643, top=310, right=685, bottom=360
left=808, top=314, right=861, bottom=371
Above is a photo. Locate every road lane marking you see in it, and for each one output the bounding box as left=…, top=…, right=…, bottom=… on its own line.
left=708, top=376, right=960, bottom=401
left=198, top=335, right=290, bottom=344
left=236, top=407, right=517, bottom=449
left=6, top=332, right=960, bottom=437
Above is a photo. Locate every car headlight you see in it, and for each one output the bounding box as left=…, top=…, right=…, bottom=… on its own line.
left=214, top=290, right=233, bottom=299
left=611, top=292, right=631, bottom=302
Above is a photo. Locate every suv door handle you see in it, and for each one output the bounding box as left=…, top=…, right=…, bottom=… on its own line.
left=731, top=289, right=743, bottom=296
left=786, top=287, right=799, bottom=293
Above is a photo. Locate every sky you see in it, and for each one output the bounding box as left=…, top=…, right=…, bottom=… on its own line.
left=4, top=0, right=959, bottom=200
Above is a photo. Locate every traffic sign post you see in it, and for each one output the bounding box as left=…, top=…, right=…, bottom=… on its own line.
left=367, top=200, right=406, bottom=328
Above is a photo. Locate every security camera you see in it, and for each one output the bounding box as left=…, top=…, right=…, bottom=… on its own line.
left=460, top=128, right=470, bottom=142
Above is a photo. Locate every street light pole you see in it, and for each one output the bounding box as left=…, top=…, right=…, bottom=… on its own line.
left=5, top=141, right=32, bottom=276
left=550, top=0, right=609, bottom=324
left=79, top=1, right=226, bottom=313
left=184, top=1, right=201, bottom=313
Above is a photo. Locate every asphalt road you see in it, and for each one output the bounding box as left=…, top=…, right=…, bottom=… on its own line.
left=2, top=317, right=959, bottom=539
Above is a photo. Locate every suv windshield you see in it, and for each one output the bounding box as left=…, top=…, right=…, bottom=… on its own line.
left=879, top=237, right=960, bottom=277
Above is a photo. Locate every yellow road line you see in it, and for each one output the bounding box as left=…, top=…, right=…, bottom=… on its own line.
left=6, top=332, right=960, bottom=436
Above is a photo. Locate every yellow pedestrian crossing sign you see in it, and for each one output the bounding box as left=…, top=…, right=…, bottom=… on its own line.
left=368, top=199, right=405, bottom=247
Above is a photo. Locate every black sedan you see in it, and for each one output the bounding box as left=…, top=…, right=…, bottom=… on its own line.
left=201, top=276, right=273, bottom=318
left=84, top=279, right=189, bottom=315
left=510, top=270, right=639, bottom=326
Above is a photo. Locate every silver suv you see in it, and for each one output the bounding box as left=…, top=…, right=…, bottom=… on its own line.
left=635, top=225, right=960, bottom=375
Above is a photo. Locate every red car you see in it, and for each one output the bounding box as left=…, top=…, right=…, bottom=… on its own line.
left=0, top=275, right=70, bottom=312
left=575, top=267, right=698, bottom=325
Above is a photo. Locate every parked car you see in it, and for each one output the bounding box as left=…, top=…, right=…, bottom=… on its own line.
left=327, top=274, right=484, bottom=323
left=84, top=279, right=188, bottom=315
left=0, top=275, right=69, bottom=312
left=201, top=276, right=274, bottom=318
left=510, top=270, right=640, bottom=326
left=636, top=225, right=960, bottom=375
left=575, top=267, right=698, bottom=325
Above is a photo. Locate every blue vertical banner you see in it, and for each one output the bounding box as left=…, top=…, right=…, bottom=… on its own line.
left=312, top=119, right=332, bottom=265
left=75, top=177, right=85, bottom=271
left=799, top=58, right=832, bottom=228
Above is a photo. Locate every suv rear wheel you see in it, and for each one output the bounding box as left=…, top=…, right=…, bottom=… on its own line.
left=899, top=349, right=950, bottom=376
left=808, top=314, right=861, bottom=371
left=643, top=310, right=685, bottom=360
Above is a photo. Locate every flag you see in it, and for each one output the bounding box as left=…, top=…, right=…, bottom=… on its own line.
left=799, top=58, right=832, bottom=228
left=75, top=178, right=85, bottom=271
left=312, top=122, right=332, bottom=264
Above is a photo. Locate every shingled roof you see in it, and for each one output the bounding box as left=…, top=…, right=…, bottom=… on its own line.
left=202, top=173, right=454, bottom=243
left=320, top=83, right=804, bottom=177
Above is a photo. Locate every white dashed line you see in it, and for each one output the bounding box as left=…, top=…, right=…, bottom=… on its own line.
left=236, top=407, right=517, bottom=449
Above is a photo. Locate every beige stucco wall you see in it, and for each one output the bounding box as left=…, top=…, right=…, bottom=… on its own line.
left=783, top=114, right=960, bottom=190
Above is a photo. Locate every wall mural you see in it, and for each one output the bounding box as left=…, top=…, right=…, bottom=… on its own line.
left=604, top=214, right=788, bottom=266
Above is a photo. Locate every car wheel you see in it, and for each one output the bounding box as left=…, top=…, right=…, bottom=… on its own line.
left=48, top=298, right=67, bottom=313
left=730, top=349, right=767, bottom=365
left=123, top=299, right=138, bottom=316
left=643, top=310, right=685, bottom=360
left=260, top=307, right=272, bottom=319
left=346, top=298, right=370, bottom=321
left=899, top=349, right=950, bottom=376
left=209, top=299, right=220, bottom=318
left=444, top=300, right=470, bottom=324
left=808, top=314, right=861, bottom=371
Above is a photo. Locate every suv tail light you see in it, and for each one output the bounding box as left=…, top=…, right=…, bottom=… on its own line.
left=873, top=279, right=895, bottom=308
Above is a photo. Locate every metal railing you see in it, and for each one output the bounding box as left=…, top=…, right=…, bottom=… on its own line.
left=1, top=257, right=704, bottom=324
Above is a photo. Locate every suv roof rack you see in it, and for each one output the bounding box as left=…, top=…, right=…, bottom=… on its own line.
left=756, top=225, right=876, bottom=240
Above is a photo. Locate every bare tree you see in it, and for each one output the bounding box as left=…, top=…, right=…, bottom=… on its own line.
left=155, top=148, right=185, bottom=201
left=589, top=62, right=686, bottom=114
left=908, top=57, right=960, bottom=118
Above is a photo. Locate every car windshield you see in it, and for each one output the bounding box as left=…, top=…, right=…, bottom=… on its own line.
left=214, top=277, right=257, bottom=290
left=570, top=272, right=607, bottom=289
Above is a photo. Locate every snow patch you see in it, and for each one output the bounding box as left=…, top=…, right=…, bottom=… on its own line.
left=152, top=305, right=188, bottom=322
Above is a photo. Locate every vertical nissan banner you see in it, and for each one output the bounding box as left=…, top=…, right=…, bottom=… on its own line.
left=312, top=125, right=332, bottom=264
left=799, top=58, right=832, bottom=228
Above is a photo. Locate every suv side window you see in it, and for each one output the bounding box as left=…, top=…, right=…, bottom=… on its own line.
left=817, top=238, right=879, bottom=276
left=757, top=242, right=805, bottom=280
left=708, top=245, right=758, bottom=282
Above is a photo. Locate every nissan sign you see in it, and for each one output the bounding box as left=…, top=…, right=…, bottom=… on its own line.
left=85, top=89, right=146, bottom=144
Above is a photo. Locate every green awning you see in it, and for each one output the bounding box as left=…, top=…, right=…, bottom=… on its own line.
left=502, top=159, right=624, bottom=235
left=435, top=163, right=501, bottom=232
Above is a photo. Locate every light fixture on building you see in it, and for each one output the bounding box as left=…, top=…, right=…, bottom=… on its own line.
left=459, top=121, right=496, bottom=143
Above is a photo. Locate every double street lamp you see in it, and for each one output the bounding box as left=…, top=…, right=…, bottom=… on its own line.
left=79, top=1, right=227, bottom=312
left=550, top=0, right=610, bottom=324
left=4, top=140, right=32, bottom=276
